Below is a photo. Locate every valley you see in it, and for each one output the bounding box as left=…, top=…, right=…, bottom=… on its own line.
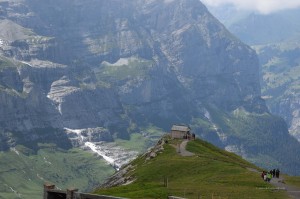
left=1, top=0, right=300, bottom=198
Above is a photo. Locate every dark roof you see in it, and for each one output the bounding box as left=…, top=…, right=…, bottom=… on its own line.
left=171, top=125, right=190, bottom=132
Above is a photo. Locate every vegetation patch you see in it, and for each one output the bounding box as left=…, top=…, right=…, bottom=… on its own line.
left=95, top=57, right=154, bottom=83
left=0, top=56, right=18, bottom=70
left=94, top=137, right=289, bottom=199
left=0, top=145, right=114, bottom=199
left=115, top=125, right=165, bottom=153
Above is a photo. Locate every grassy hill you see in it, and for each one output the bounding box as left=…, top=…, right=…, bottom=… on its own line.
left=94, top=137, right=290, bottom=199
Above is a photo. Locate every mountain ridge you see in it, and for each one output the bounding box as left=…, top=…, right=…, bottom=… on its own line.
left=1, top=0, right=300, bottom=198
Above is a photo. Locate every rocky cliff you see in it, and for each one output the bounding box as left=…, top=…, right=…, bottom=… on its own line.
left=0, top=0, right=300, bottom=179
left=211, top=7, right=300, bottom=142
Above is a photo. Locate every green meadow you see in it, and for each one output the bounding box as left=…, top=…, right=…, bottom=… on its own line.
left=94, top=137, right=290, bottom=199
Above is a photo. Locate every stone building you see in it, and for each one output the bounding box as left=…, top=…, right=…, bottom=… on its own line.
left=170, top=125, right=194, bottom=139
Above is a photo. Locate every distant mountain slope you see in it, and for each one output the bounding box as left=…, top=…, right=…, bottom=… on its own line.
left=208, top=7, right=300, bottom=45
left=229, top=10, right=300, bottom=45
left=254, top=40, right=300, bottom=141
left=94, top=137, right=290, bottom=199
left=210, top=7, right=300, bottom=142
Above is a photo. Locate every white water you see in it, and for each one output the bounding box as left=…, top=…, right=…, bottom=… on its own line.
left=85, top=142, right=116, bottom=166
left=65, top=128, right=138, bottom=170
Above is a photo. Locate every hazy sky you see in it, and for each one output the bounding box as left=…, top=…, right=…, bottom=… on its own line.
left=201, top=0, right=300, bottom=14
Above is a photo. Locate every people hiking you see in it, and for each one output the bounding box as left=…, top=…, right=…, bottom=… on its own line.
left=276, top=169, right=280, bottom=178
left=266, top=172, right=272, bottom=182
left=269, top=170, right=273, bottom=177
left=261, top=171, right=266, bottom=180
left=272, top=169, right=276, bottom=177
left=263, top=173, right=267, bottom=181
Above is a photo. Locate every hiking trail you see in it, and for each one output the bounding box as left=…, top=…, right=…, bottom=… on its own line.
left=178, top=140, right=194, bottom=156
left=247, top=166, right=300, bottom=198
left=270, top=177, right=300, bottom=199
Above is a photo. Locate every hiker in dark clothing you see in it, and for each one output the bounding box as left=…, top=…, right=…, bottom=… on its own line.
left=276, top=169, right=280, bottom=178
left=269, top=170, right=273, bottom=177
left=272, top=169, right=276, bottom=177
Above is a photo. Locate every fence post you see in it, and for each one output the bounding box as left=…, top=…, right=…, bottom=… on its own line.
left=43, top=183, right=55, bottom=199
left=167, top=177, right=169, bottom=188
left=67, top=188, right=78, bottom=199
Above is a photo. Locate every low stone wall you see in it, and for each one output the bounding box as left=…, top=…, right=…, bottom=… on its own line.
left=44, top=183, right=188, bottom=199
left=43, top=184, right=127, bottom=199
left=168, top=196, right=187, bottom=199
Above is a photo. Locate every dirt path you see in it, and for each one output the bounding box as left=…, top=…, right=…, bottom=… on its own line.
left=249, top=169, right=300, bottom=198
left=245, top=167, right=300, bottom=198
left=270, top=177, right=300, bottom=199
left=178, top=140, right=194, bottom=157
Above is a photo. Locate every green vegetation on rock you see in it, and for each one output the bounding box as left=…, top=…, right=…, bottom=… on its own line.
left=95, top=57, right=154, bottom=83
left=116, top=125, right=165, bottom=152
left=0, top=56, right=18, bottom=70
left=0, top=145, right=114, bottom=199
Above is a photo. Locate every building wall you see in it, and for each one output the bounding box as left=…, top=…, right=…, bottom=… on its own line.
left=171, top=130, right=186, bottom=139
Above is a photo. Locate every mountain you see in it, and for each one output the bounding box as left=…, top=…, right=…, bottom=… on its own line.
left=210, top=7, right=300, bottom=141
left=208, top=7, right=300, bottom=45
left=1, top=0, right=300, bottom=198
left=255, top=40, right=300, bottom=141
left=94, top=137, right=292, bottom=199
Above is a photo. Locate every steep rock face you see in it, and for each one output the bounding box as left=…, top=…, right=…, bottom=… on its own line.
left=138, top=0, right=261, bottom=110
left=209, top=7, right=300, bottom=142
left=255, top=43, right=300, bottom=141
left=0, top=64, right=62, bottom=131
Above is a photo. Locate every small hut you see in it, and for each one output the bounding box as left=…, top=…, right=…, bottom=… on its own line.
left=170, top=125, right=192, bottom=139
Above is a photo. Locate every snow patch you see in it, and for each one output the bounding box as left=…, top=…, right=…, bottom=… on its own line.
left=37, top=173, right=45, bottom=181
left=64, top=128, right=85, bottom=134
left=43, top=157, right=52, bottom=165
left=204, top=109, right=211, bottom=120
left=102, top=57, right=139, bottom=66
left=204, top=108, right=228, bottom=142
left=11, top=148, right=20, bottom=155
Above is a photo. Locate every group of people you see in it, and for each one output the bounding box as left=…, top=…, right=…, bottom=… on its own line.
left=261, top=169, right=280, bottom=182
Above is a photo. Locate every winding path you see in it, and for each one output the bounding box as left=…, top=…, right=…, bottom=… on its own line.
left=247, top=168, right=300, bottom=198
left=178, top=140, right=194, bottom=157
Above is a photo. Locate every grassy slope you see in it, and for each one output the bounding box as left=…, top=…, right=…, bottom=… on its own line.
left=194, top=105, right=300, bottom=175
left=94, top=138, right=289, bottom=199
left=0, top=145, right=114, bottom=199
left=115, top=125, right=165, bottom=152
left=285, top=175, right=300, bottom=188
